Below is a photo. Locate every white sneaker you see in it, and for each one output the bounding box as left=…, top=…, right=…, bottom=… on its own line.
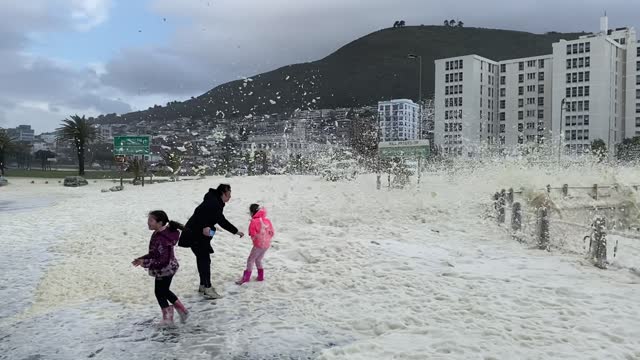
left=203, top=287, right=222, bottom=299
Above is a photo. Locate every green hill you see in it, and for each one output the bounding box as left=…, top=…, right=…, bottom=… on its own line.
left=99, top=26, right=584, bottom=124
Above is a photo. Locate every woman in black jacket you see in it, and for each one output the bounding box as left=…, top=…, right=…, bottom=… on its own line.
left=180, top=184, right=244, bottom=299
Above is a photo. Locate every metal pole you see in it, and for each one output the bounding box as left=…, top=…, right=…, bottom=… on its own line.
left=558, top=98, right=565, bottom=163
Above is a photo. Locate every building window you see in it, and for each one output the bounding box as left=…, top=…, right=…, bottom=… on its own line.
left=538, top=72, right=544, bottom=81
left=584, top=100, right=590, bottom=111
left=539, top=59, right=545, bottom=68
left=500, top=64, right=506, bottom=72
left=572, top=59, right=577, bottom=68
left=527, top=73, right=536, bottom=80
left=527, top=85, right=535, bottom=92
left=519, top=74, right=524, bottom=83
left=584, top=86, right=590, bottom=97
left=500, top=100, right=506, bottom=109
left=585, top=42, right=591, bottom=52
left=539, top=84, right=545, bottom=94
left=566, top=44, right=572, bottom=55
left=500, top=112, right=505, bottom=121
left=637, top=61, right=640, bottom=71
left=519, top=99, right=524, bottom=107
left=518, top=123, right=524, bottom=132
left=584, top=115, right=589, bottom=125
left=578, top=58, right=584, bottom=68
left=538, top=97, right=544, bottom=106
left=518, top=111, right=524, bottom=120
left=572, top=44, right=578, bottom=54
left=585, top=57, right=590, bottom=67
left=538, top=110, right=544, bottom=119
left=566, top=73, right=571, bottom=83
left=500, top=76, right=506, bottom=85
left=565, top=116, right=571, bottom=126
left=578, top=87, right=583, bottom=97
left=585, top=71, right=590, bottom=82
left=459, top=60, right=463, bottom=69
left=578, top=72, right=583, bottom=82
left=584, top=130, right=589, bottom=140
left=518, top=86, right=524, bottom=96
left=566, top=59, right=571, bottom=69
left=579, top=43, right=584, bottom=53
left=500, top=124, right=505, bottom=133
left=572, top=87, right=577, bottom=97
left=460, top=72, right=463, bottom=81
left=637, top=89, right=640, bottom=99
left=500, top=88, right=506, bottom=97
left=519, top=62, right=524, bottom=71
left=446, top=74, right=450, bottom=83
left=566, top=88, right=571, bottom=98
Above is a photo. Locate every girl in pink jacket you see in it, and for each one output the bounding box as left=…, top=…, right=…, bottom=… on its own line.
left=237, top=204, right=274, bottom=285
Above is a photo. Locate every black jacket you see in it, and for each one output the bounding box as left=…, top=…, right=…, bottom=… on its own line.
left=180, top=188, right=239, bottom=250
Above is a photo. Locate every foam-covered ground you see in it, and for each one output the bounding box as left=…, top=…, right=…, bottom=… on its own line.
left=1, top=163, right=640, bottom=359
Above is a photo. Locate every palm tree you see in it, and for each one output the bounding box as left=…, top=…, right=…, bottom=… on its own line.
left=444, top=20, right=450, bottom=27
left=57, top=115, right=98, bottom=176
left=457, top=21, right=464, bottom=28
left=0, top=129, right=16, bottom=176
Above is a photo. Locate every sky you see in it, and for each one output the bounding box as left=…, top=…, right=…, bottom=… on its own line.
left=0, top=0, right=638, bottom=133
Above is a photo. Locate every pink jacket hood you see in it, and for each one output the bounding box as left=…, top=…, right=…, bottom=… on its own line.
left=249, top=208, right=274, bottom=248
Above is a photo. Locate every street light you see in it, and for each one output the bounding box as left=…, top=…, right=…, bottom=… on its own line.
left=558, top=98, right=567, bottom=163
left=408, top=54, right=423, bottom=140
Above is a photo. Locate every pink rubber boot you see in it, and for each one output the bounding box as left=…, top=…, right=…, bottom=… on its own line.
left=257, top=268, right=264, bottom=281
left=236, top=270, right=251, bottom=285
left=173, top=299, right=189, bottom=324
left=159, top=306, right=175, bottom=327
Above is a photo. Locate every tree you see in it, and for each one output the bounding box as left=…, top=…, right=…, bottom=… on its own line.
left=444, top=20, right=450, bottom=27
left=616, top=136, right=640, bottom=162
left=254, top=150, right=270, bottom=175
left=450, top=19, right=456, bottom=26
left=393, top=21, right=400, bottom=28
left=57, top=115, right=99, bottom=176
left=399, top=20, right=406, bottom=27
left=162, top=151, right=183, bottom=181
left=34, top=150, right=56, bottom=171
left=591, top=139, right=607, bottom=162
left=457, top=21, right=464, bottom=28
left=0, top=129, right=16, bottom=176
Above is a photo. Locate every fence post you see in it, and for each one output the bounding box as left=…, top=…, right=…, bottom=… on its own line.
left=511, top=202, right=522, bottom=232
left=507, top=188, right=514, bottom=205
left=591, top=216, right=607, bottom=269
left=546, top=184, right=551, bottom=194
left=562, top=184, right=568, bottom=197
left=592, top=184, right=599, bottom=200
left=538, top=207, right=549, bottom=250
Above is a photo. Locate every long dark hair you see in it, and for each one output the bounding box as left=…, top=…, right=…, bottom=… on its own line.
left=149, top=210, right=184, bottom=232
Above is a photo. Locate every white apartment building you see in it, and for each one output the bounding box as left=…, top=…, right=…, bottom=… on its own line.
left=498, top=55, right=554, bottom=150
left=552, top=17, right=638, bottom=156
left=434, top=55, right=499, bottom=156
left=378, top=99, right=420, bottom=142
left=435, top=16, right=639, bottom=157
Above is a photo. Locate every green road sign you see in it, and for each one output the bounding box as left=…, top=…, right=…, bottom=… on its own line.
left=113, top=136, right=150, bottom=155
left=379, top=140, right=430, bottom=158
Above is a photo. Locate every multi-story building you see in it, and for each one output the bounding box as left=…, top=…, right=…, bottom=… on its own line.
left=378, top=99, right=421, bottom=142
left=7, top=125, right=35, bottom=143
left=498, top=55, right=553, bottom=150
left=552, top=17, right=637, bottom=156
left=435, top=16, right=639, bottom=157
left=434, top=55, right=499, bottom=156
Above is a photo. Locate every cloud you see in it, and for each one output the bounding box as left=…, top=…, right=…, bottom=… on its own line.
left=0, top=0, right=125, bottom=131
left=70, top=0, right=113, bottom=31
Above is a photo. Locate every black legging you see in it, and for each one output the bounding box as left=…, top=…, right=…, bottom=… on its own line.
left=155, top=275, right=178, bottom=308
left=191, top=245, right=212, bottom=288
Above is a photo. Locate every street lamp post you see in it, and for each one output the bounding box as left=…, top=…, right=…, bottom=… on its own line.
left=558, top=98, right=567, bottom=163
left=408, top=54, right=423, bottom=139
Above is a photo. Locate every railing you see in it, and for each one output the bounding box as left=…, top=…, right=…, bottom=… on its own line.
left=492, top=183, right=640, bottom=269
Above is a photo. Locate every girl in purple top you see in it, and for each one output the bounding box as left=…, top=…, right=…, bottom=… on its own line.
left=133, top=210, right=189, bottom=326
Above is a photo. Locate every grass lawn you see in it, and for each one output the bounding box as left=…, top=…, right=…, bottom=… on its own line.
left=2, top=169, right=133, bottom=179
